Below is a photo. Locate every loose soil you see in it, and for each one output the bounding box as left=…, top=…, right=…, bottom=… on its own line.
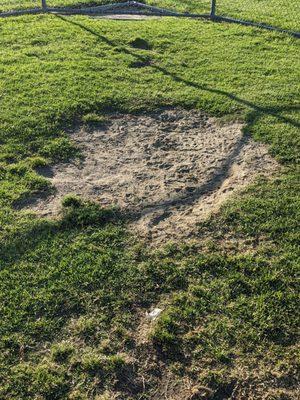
left=23, top=109, right=278, bottom=243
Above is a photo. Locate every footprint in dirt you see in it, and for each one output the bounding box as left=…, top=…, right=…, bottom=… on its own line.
left=17, top=109, right=278, bottom=244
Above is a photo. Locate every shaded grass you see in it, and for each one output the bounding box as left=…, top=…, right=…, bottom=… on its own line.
left=0, top=199, right=299, bottom=398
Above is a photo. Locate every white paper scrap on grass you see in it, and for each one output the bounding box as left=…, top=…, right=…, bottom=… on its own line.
left=147, top=308, right=163, bottom=320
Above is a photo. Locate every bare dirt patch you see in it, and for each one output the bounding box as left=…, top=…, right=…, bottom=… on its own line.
left=93, top=14, right=159, bottom=20
left=23, top=109, right=278, bottom=243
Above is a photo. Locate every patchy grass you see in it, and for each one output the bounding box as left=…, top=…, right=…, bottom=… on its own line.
left=0, top=199, right=299, bottom=398
left=0, top=11, right=299, bottom=399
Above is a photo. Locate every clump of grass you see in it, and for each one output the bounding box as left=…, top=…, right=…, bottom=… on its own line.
left=40, top=137, right=78, bottom=162
left=150, top=312, right=180, bottom=352
left=80, top=352, right=105, bottom=375
left=77, top=351, right=126, bottom=378
left=129, top=37, right=152, bottom=50
left=67, top=315, right=105, bottom=341
left=82, top=113, right=107, bottom=125
left=51, top=341, right=74, bottom=363
left=7, top=163, right=28, bottom=177
left=9, top=362, right=68, bottom=400
left=61, top=194, right=83, bottom=208
left=26, top=156, right=49, bottom=169
left=24, top=171, right=51, bottom=192
left=61, top=200, right=119, bottom=228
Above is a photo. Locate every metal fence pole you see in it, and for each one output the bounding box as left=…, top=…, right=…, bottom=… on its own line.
left=211, top=0, right=216, bottom=18
left=41, top=0, right=47, bottom=10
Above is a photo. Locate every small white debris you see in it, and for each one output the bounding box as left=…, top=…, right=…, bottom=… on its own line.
left=146, top=308, right=163, bottom=321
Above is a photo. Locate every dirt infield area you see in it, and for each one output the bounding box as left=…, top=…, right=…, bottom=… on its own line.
left=24, top=109, right=278, bottom=242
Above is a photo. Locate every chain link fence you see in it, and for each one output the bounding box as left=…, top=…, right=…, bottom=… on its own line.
left=150, top=0, right=300, bottom=32
left=1, top=1, right=299, bottom=36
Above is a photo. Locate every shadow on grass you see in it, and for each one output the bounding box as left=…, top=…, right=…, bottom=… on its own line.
left=44, top=15, right=298, bottom=218
left=0, top=203, right=123, bottom=267
left=5, top=15, right=298, bottom=257
left=56, top=15, right=299, bottom=131
left=8, top=15, right=299, bottom=228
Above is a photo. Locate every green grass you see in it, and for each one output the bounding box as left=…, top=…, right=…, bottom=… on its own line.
left=1, top=0, right=299, bottom=32
left=151, top=0, right=300, bottom=31
left=0, top=12, right=299, bottom=399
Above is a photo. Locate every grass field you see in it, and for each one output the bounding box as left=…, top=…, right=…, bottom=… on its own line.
left=0, top=9, right=299, bottom=400
left=1, top=0, right=299, bottom=32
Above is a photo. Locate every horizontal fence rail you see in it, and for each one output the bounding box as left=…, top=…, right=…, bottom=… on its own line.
left=0, top=1, right=299, bottom=37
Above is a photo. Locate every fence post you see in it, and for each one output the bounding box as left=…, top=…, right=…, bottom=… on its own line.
left=210, top=0, right=216, bottom=19
left=41, top=0, right=47, bottom=10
